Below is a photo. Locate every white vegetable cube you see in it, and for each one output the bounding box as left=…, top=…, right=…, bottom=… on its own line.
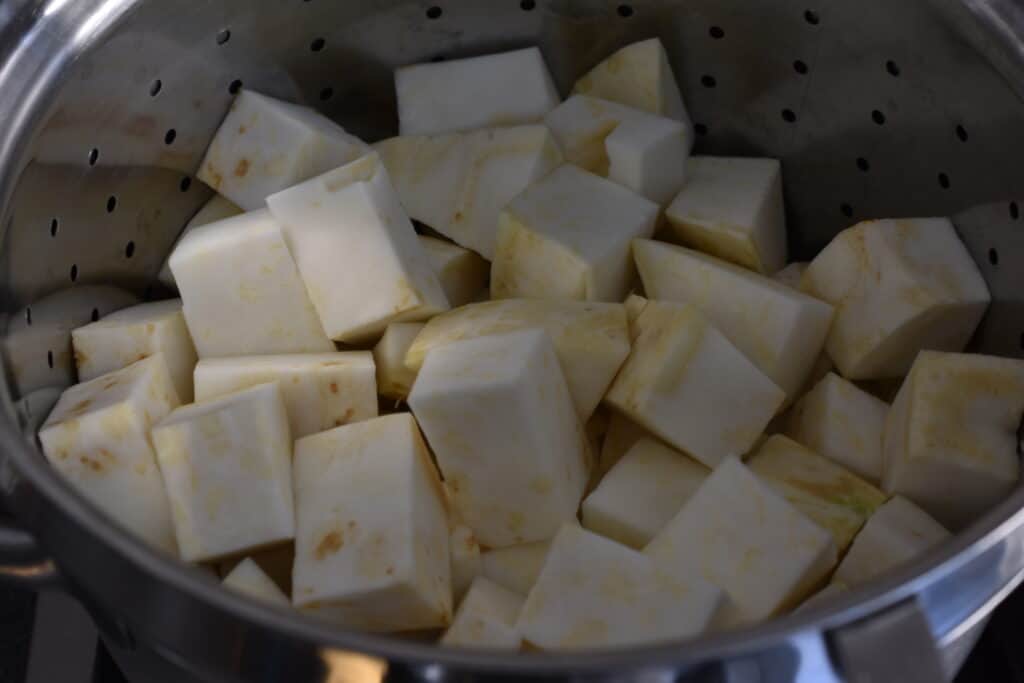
left=377, top=126, right=563, bottom=259
left=582, top=437, right=709, bottom=549
left=480, top=540, right=552, bottom=596
left=151, top=382, right=294, bottom=562
left=72, top=299, right=197, bottom=403
left=419, top=236, right=488, bottom=307
left=405, top=299, right=630, bottom=420
left=785, top=372, right=889, bottom=483
left=292, top=414, right=451, bottom=632
left=544, top=95, right=689, bottom=204
left=801, top=218, right=990, bottom=379
left=882, top=351, right=1024, bottom=528
left=396, top=47, right=560, bottom=136
left=605, top=302, right=785, bottom=468
left=834, top=496, right=949, bottom=586
left=197, top=90, right=369, bottom=210
left=773, top=262, right=808, bottom=289
left=747, top=435, right=886, bottom=552
left=518, top=525, right=724, bottom=650
left=38, top=355, right=180, bottom=553
left=373, top=323, right=424, bottom=400
left=596, top=412, right=649, bottom=481
left=158, top=195, right=242, bottom=290
left=442, top=577, right=524, bottom=650
left=169, top=209, right=333, bottom=357
left=492, top=165, right=659, bottom=302
left=193, top=352, right=377, bottom=438
left=409, top=329, right=588, bottom=547
left=634, top=239, right=834, bottom=401
left=450, top=524, right=482, bottom=603
left=572, top=38, right=691, bottom=126
left=222, top=557, right=290, bottom=607
left=219, top=543, right=294, bottom=595
left=267, top=152, right=449, bottom=343
left=665, top=157, right=786, bottom=273
left=645, top=456, right=837, bottom=624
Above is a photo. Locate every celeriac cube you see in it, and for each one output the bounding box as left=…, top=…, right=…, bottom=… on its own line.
left=881, top=351, right=1024, bottom=528
left=582, top=437, right=709, bottom=549
left=72, top=299, right=197, bottom=403
left=419, top=236, right=488, bottom=307
left=833, top=496, right=949, bottom=586
left=450, top=524, right=482, bottom=603
left=645, top=456, right=837, bottom=624
left=480, top=540, right=551, bottom=595
left=169, top=209, right=333, bottom=357
left=747, top=435, right=886, bottom=552
left=266, top=152, right=449, bottom=343
left=492, top=165, right=659, bottom=302
left=409, top=329, right=588, bottom=547
left=38, top=355, right=180, bottom=553
left=634, top=238, right=834, bottom=400
left=773, top=262, right=808, bottom=289
left=376, top=126, right=563, bottom=259
left=441, top=577, right=524, bottom=650
left=801, top=218, right=990, bottom=379
left=623, top=293, right=649, bottom=341
left=785, top=372, right=889, bottom=483
left=193, top=352, right=377, bottom=438
left=596, top=412, right=649, bottom=481
left=405, top=299, right=630, bottom=420
left=604, top=301, right=785, bottom=468
left=544, top=95, right=689, bottom=204
left=373, top=323, right=424, bottom=400
left=664, top=157, right=786, bottom=274
left=222, top=557, right=290, bottom=607
left=518, top=524, right=724, bottom=650
left=197, top=90, right=369, bottom=210
left=158, top=195, right=242, bottom=290
left=572, top=38, right=690, bottom=125
left=218, top=543, right=294, bottom=595
left=292, top=414, right=451, bottom=631
left=151, top=382, right=294, bottom=562
left=395, top=47, right=560, bottom=136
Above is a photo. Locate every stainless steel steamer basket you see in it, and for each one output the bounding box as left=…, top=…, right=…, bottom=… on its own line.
left=0, top=0, right=1023, bottom=681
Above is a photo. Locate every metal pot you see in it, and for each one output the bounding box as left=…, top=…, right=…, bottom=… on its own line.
left=0, top=0, right=1023, bottom=680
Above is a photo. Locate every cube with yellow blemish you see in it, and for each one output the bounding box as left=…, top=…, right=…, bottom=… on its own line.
left=151, top=382, right=294, bottom=562
left=480, top=539, right=552, bottom=596
left=193, top=352, right=377, bottom=439
left=572, top=38, right=691, bottom=127
left=292, top=413, right=451, bottom=632
left=405, top=299, right=630, bottom=421
left=222, top=557, right=290, bottom=607
left=801, top=218, right=990, bottom=379
left=785, top=372, right=889, bottom=483
left=544, top=95, right=689, bottom=204
left=747, top=435, right=886, bottom=552
left=450, top=524, right=482, bottom=603
left=834, top=496, right=949, bottom=586
left=645, top=456, right=837, bottom=625
left=169, top=209, right=334, bottom=357
left=605, top=301, right=785, bottom=468
left=582, top=437, right=709, bottom=549
left=196, top=89, right=369, bottom=211
left=518, top=524, right=724, bottom=650
left=409, top=329, right=588, bottom=548
left=442, top=577, right=524, bottom=650
left=38, top=354, right=181, bottom=554
left=373, top=323, right=424, bottom=401
left=266, top=152, right=449, bottom=344
left=882, top=351, right=1024, bottom=528
left=664, top=157, right=787, bottom=274
left=418, top=236, right=489, bottom=307
left=491, top=165, right=659, bottom=303
left=72, top=299, right=198, bottom=403
left=634, top=238, right=834, bottom=401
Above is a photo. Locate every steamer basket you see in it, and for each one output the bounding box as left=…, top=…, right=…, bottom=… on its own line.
left=0, top=1, right=1023, bottom=681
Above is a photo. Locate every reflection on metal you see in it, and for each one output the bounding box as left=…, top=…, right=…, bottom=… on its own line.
left=321, top=649, right=388, bottom=683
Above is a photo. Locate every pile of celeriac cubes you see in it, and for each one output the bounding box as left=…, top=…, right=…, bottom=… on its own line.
left=38, top=38, right=1024, bottom=651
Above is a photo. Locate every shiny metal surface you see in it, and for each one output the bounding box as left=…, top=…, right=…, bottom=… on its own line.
left=0, top=0, right=1021, bottom=681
